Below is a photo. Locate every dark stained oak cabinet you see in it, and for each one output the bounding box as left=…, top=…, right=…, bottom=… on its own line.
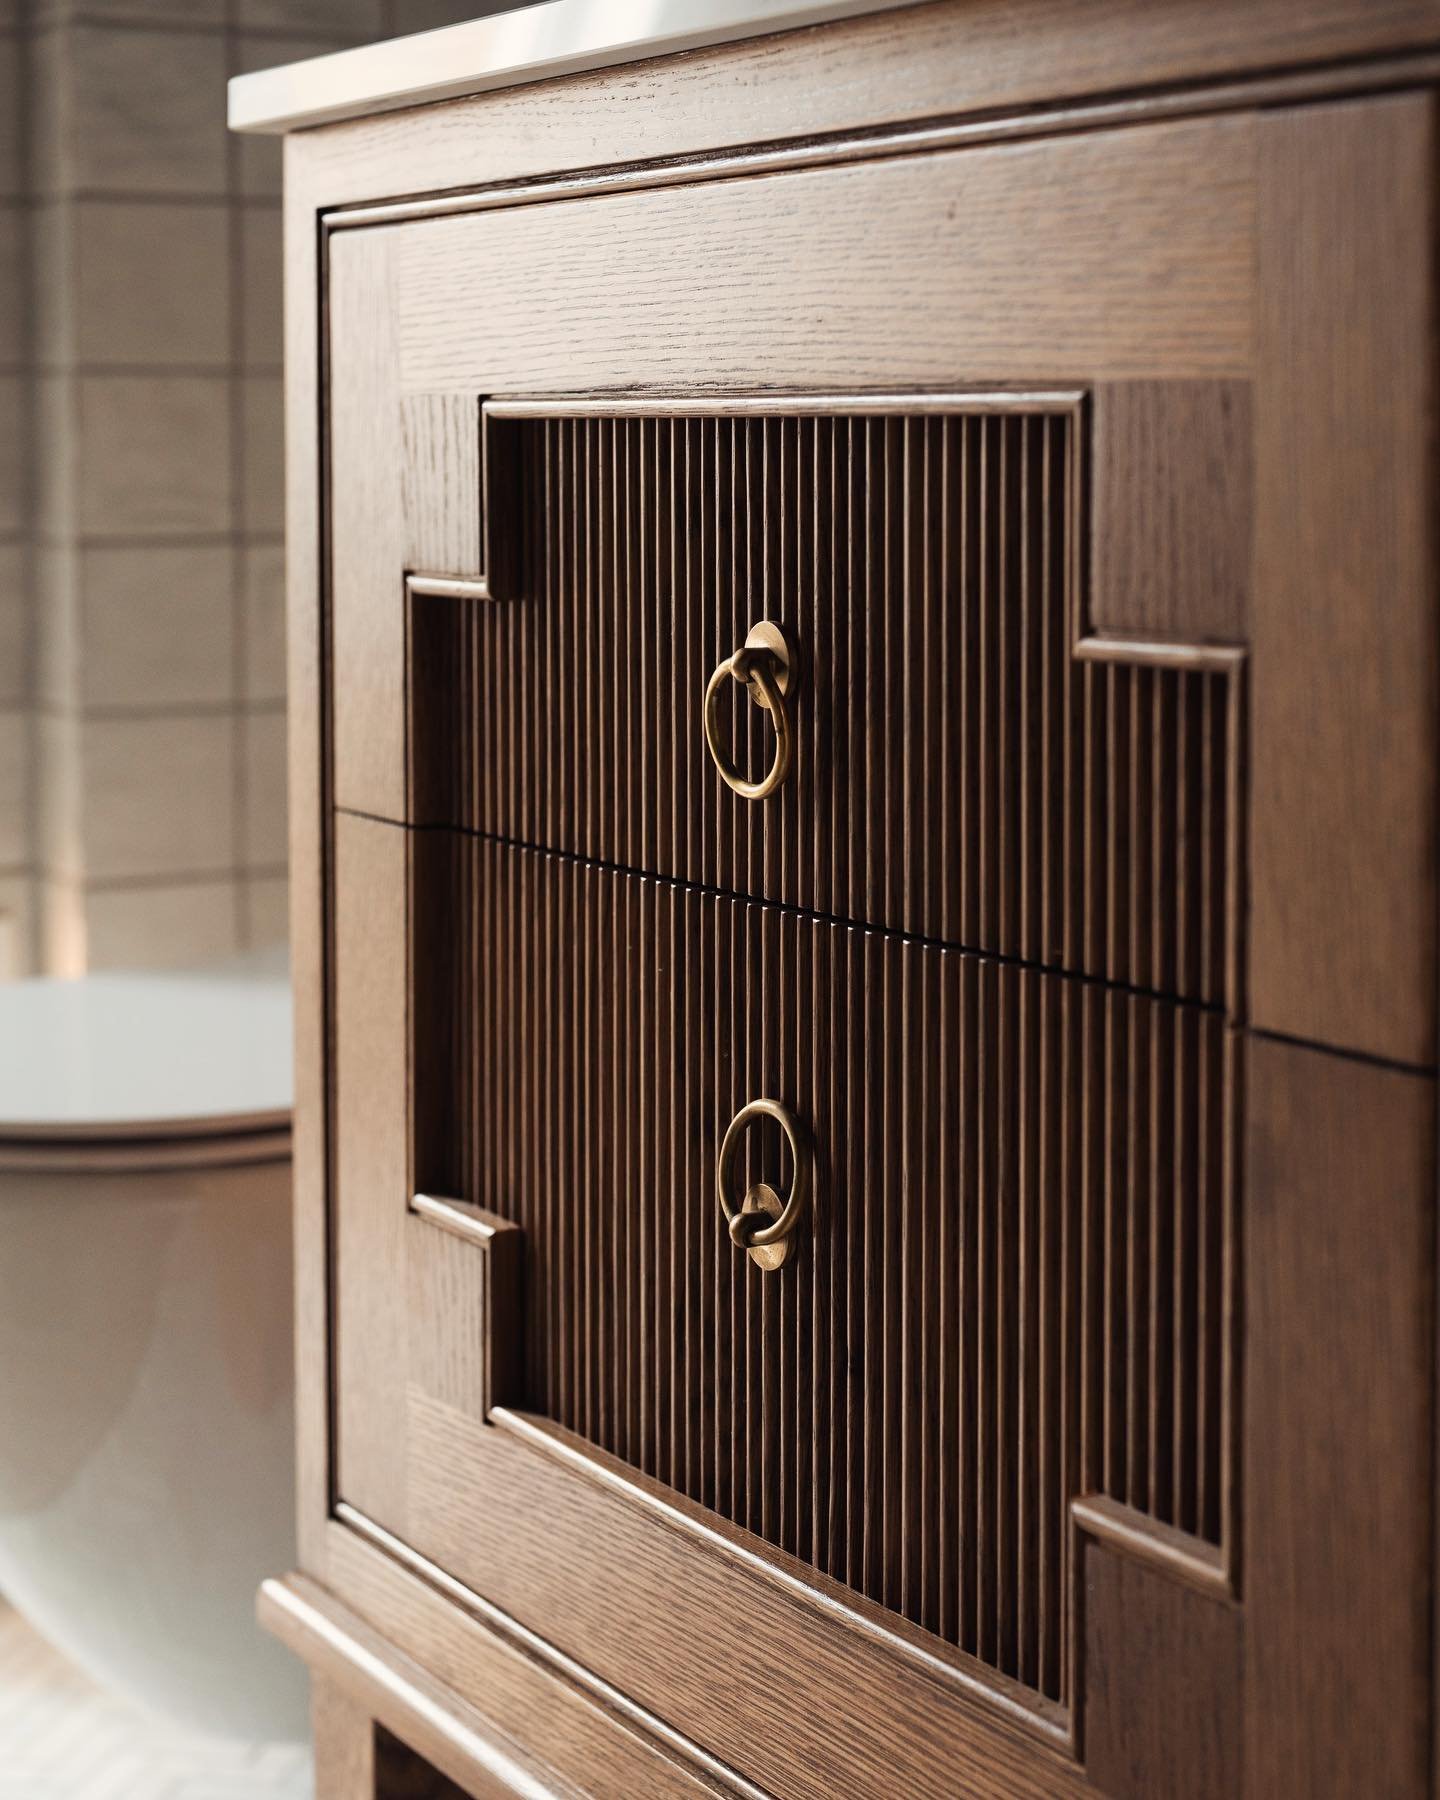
left=233, top=5, right=1440, bottom=1794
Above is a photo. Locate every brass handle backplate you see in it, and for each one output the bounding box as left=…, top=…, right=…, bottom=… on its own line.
left=716, top=1097, right=811, bottom=1272
left=703, top=621, right=797, bottom=801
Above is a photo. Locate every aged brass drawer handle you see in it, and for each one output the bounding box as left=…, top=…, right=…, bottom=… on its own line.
left=716, top=1096, right=811, bottom=1272
left=703, top=620, right=797, bottom=801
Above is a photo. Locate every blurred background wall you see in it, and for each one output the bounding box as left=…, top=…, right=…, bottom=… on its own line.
left=0, top=0, right=485, bottom=978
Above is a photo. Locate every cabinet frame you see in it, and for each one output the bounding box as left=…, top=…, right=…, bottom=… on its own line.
left=273, top=12, right=1440, bottom=1794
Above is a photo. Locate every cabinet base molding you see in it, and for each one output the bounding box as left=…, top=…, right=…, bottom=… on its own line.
left=261, top=1574, right=735, bottom=1799
left=261, top=1577, right=555, bottom=1799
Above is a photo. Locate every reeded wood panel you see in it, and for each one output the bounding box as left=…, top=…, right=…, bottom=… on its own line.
left=411, top=834, right=1235, bottom=1706
left=408, top=402, right=1239, bottom=1009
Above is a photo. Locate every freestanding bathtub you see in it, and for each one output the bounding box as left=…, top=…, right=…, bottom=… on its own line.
left=0, top=953, right=307, bottom=1742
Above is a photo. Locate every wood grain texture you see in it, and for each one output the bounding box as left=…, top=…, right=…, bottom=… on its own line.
left=401, top=395, right=483, bottom=578
left=1071, top=1494, right=1228, bottom=1601
left=1251, top=95, right=1438, bottom=1065
left=409, top=405, right=1238, bottom=1010
left=263, top=1577, right=584, bottom=1800
left=312, top=1679, right=377, bottom=1800
left=405, top=1206, right=522, bottom=1424
left=330, top=226, right=406, bottom=823
left=1081, top=1542, right=1241, bottom=1800
left=394, top=117, right=1256, bottom=394
left=408, top=832, right=1233, bottom=1706
left=284, top=0, right=1440, bottom=217
left=1091, top=381, right=1252, bottom=644
left=333, top=810, right=410, bottom=1527
left=282, top=134, right=331, bottom=1579
left=322, top=1525, right=761, bottom=1799
left=1244, top=1036, right=1435, bottom=1798
left=403, top=1395, right=1089, bottom=1800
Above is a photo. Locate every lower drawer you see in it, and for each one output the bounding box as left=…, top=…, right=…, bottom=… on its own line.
left=381, top=827, right=1234, bottom=1711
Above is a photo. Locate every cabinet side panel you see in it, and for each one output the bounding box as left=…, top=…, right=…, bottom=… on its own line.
left=284, top=146, right=332, bottom=1575
left=1245, top=1035, right=1435, bottom=1797
left=1252, top=95, right=1438, bottom=1064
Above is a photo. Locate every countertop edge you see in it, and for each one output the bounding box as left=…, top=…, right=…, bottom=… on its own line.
left=227, top=0, right=925, bottom=134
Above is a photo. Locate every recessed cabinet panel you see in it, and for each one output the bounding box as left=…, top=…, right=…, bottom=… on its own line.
left=408, top=401, right=1240, bottom=1009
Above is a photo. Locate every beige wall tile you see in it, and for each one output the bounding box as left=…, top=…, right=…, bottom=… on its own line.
left=387, top=0, right=517, bottom=30
left=31, top=204, right=74, bottom=369
left=0, top=374, right=23, bottom=535
left=239, top=203, right=282, bottom=371
left=34, top=377, right=75, bottom=539
left=72, top=201, right=230, bottom=367
left=35, top=710, right=81, bottom=879
left=29, top=31, right=70, bottom=204
left=62, top=27, right=228, bottom=197
left=241, top=706, right=286, bottom=868
left=243, top=871, right=288, bottom=948
left=0, top=39, right=20, bottom=201
left=0, top=543, right=26, bottom=707
left=38, top=875, right=85, bottom=976
left=241, top=375, right=284, bottom=534
left=35, top=0, right=225, bottom=23
left=0, top=871, right=37, bottom=979
left=81, top=711, right=235, bottom=881
left=241, top=540, right=285, bottom=702
left=76, top=375, right=230, bottom=536
left=0, top=206, right=22, bottom=367
left=238, top=0, right=380, bottom=34
left=86, top=875, right=241, bottom=971
left=79, top=544, right=235, bottom=708
left=233, top=36, right=339, bottom=197
left=0, top=706, right=29, bottom=870
left=33, top=546, right=78, bottom=708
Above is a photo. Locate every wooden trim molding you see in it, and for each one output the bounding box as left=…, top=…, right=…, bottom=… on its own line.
left=327, top=1507, right=772, bottom=1798
left=406, top=1197, right=524, bottom=1422
left=1071, top=1495, right=1232, bottom=1602
left=262, top=1574, right=610, bottom=1800
left=228, top=0, right=926, bottom=134
left=487, top=1405, right=1071, bottom=1743
left=408, top=575, right=493, bottom=604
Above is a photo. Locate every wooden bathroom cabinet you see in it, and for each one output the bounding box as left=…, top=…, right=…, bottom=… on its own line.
left=233, top=3, right=1440, bottom=1793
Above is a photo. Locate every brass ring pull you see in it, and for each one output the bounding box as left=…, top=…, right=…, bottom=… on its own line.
left=703, top=621, right=797, bottom=801
left=716, top=1097, right=811, bottom=1272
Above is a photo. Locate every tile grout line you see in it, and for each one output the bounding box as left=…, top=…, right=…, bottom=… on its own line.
left=227, top=0, right=251, bottom=951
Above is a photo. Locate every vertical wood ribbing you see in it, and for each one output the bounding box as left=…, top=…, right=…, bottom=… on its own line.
left=399, top=400, right=1240, bottom=1712
left=411, top=838, right=1233, bottom=1708
left=410, top=407, right=1235, bottom=1010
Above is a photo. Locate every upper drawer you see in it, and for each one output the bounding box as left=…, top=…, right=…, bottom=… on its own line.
left=325, top=124, right=1263, bottom=1011
left=362, top=394, right=1243, bottom=1009
left=412, top=398, right=1240, bottom=1005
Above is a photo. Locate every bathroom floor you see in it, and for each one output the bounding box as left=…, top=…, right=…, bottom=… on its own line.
left=0, top=1604, right=312, bottom=1799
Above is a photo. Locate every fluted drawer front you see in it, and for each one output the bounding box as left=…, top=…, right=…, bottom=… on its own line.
left=412, top=833, right=1236, bottom=1707
left=408, top=402, right=1239, bottom=1009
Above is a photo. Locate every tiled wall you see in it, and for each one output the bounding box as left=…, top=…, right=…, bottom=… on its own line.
left=0, top=0, right=491, bottom=975
left=0, top=0, right=33, bottom=977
